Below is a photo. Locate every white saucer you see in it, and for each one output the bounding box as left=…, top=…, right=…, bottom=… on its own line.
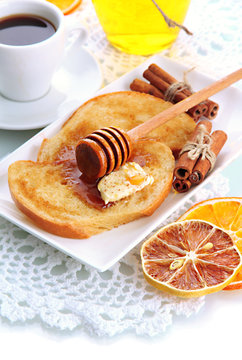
left=0, top=47, right=103, bottom=130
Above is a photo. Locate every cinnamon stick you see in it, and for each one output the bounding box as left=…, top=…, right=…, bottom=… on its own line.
left=130, top=78, right=164, bottom=99
left=189, top=130, right=227, bottom=184
left=148, top=63, right=177, bottom=86
left=173, top=120, right=212, bottom=180
left=173, top=178, right=192, bottom=193
left=143, top=69, right=186, bottom=102
left=203, top=100, right=219, bottom=119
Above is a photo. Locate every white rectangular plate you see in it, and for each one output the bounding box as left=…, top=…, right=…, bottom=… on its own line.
left=0, top=55, right=241, bottom=271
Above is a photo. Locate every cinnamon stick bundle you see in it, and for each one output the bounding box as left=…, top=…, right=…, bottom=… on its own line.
left=129, top=63, right=219, bottom=121
left=143, top=68, right=205, bottom=121
left=147, top=64, right=219, bottom=120
left=173, top=120, right=212, bottom=180
left=189, top=130, right=227, bottom=184
left=172, top=122, right=227, bottom=193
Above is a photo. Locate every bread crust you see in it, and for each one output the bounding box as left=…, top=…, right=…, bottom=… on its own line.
left=9, top=177, right=172, bottom=238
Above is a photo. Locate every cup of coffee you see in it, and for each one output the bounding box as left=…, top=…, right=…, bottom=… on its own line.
left=0, top=0, right=87, bottom=102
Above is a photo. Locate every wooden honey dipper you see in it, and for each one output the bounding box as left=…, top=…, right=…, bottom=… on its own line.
left=76, top=68, right=242, bottom=179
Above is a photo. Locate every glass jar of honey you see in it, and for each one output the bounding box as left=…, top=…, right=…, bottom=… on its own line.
left=92, top=0, right=191, bottom=55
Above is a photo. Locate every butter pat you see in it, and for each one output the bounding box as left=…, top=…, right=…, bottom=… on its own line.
left=97, top=162, right=154, bottom=204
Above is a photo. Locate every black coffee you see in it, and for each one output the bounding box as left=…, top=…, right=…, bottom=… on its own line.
left=0, top=14, right=56, bottom=46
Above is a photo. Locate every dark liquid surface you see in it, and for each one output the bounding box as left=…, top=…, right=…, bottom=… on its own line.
left=0, top=15, right=56, bottom=46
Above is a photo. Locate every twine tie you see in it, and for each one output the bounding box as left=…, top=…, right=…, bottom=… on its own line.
left=179, top=125, right=216, bottom=171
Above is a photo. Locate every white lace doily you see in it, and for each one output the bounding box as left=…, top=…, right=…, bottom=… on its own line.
left=0, top=0, right=240, bottom=336
left=0, top=174, right=230, bottom=336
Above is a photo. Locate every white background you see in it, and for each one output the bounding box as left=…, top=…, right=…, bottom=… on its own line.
left=0, top=0, right=241, bottom=357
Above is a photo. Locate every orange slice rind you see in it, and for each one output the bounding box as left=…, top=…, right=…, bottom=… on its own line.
left=179, top=197, right=242, bottom=290
left=141, top=220, right=242, bottom=298
left=46, top=0, right=82, bottom=15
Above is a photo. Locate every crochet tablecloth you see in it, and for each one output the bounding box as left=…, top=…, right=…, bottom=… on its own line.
left=0, top=0, right=241, bottom=336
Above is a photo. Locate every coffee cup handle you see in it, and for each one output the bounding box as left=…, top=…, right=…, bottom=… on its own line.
left=64, top=19, right=88, bottom=52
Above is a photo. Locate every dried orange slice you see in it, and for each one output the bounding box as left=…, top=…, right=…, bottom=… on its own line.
left=46, top=0, right=82, bottom=15
left=141, top=220, right=242, bottom=298
left=179, top=198, right=242, bottom=290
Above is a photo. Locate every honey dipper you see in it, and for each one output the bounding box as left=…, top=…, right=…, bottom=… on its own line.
left=76, top=68, right=242, bottom=179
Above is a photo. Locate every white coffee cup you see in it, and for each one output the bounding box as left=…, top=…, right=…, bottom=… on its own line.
left=0, top=0, right=87, bottom=102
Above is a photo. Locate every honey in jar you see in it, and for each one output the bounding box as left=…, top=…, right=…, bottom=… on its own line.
left=92, top=0, right=191, bottom=55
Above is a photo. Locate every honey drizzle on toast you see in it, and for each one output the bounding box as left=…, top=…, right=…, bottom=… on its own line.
left=54, top=145, right=150, bottom=209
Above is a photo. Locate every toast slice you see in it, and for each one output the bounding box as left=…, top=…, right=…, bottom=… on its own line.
left=8, top=140, right=174, bottom=238
left=37, top=91, right=196, bottom=162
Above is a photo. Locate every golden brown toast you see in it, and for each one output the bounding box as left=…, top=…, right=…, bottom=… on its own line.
left=8, top=140, right=174, bottom=238
left=37, top=91, right=196, bottom=162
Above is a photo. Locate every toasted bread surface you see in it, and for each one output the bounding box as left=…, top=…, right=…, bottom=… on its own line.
left=37, top=91, right=195, bottom=162
left=8, top=140, right=174, bottom=238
